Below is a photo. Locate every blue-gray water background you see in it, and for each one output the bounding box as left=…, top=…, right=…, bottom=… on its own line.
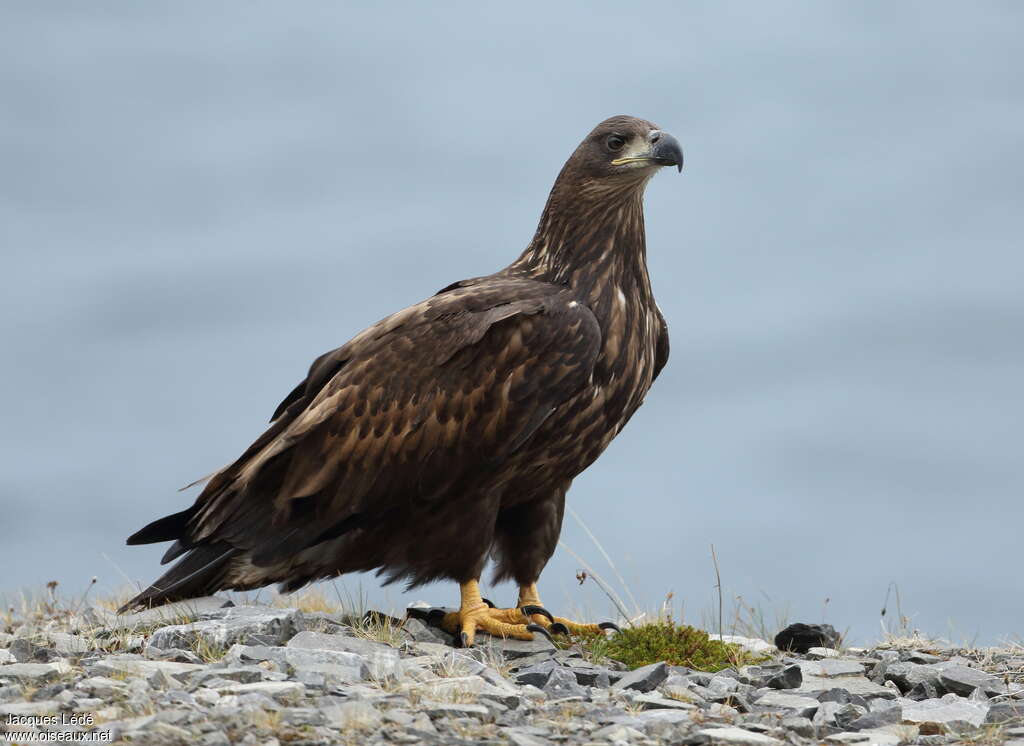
left=2, top=2, right=1022, bottom=645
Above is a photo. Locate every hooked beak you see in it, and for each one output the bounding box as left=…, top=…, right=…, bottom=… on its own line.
left=611, top=130, right=684, bottom=172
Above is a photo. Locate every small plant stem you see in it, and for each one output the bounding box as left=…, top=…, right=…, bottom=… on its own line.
left=557, top=541, right=633, bottom=624
left=710, top=544, right=723, bottom=640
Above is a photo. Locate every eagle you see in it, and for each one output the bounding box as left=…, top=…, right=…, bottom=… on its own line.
left=123, top=115, right=683, bottom=646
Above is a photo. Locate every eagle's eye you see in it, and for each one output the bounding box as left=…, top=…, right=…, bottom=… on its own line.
left=606, top=135, right=626, bottom=152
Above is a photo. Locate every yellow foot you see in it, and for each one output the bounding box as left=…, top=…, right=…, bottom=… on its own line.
left=436, top=580, right=553, bottom=647
left=439, top=604, right=552, bottom=647
left=516, top=582, right=622, bottom=637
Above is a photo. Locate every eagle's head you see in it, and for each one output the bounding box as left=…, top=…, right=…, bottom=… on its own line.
left=562, top=115, right=683, bottom=187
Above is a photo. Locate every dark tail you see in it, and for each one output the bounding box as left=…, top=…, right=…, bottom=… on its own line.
left=120, top=542, right=238, bottom=613
left=127, top=507, right=196, bottom=546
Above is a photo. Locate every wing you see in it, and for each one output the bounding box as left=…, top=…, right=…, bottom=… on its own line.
left=135, top=276, right=601, bottom=569
left=652, top=306, right=670, bottom=382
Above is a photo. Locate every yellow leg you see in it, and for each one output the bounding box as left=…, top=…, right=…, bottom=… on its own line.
left=439, top=580, right=539, bottom=647
left=516, top=583, right=618, bottom=635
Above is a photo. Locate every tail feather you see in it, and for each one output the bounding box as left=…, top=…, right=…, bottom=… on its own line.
left=120, top=542, right=237, bottom=612
left=126, top=507, right=196, bottom=546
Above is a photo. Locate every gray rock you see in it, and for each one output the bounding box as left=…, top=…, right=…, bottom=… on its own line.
left=904, top=651, right=944, bottom=664
left=223, top=643, right=285, bottom=665
left=632, top=692, right=696, bottom=711
left=215, top=681, right=306, bottom=700
left=481, top=634, right=556, bottom=659
left=695, top=725, right=783, bottom=744
left=107, top=597, right=234, bottom=630
left=190, top=666, right=277, bottom=685
left=798, top=674, right=897, bottom=700
left=818, top=688, right=868, bottom=707
left=149, top=606, right=300, bottom=650
left=592, top=723, right=646, bottom=741
left=505, top=729, right=552, bottom=746
left=814, top=700, right=844, bottom=726
left=823, top=734, right=871, bottom=744
left=383, top=709, right=415, bottom=726
left=755, top=691, right=820, bottom=718
left=807, top=647, right=843, bottom=659
left=986, top=701, right=1024, bottom=724
left=834, top=703, right=869, bottom=728
left=612, top=662, right=669, bottom=693
left=802, top=659, right=866, bottom=678
left=937, top=664, right=1007, bottom=697
left=142, top=645, right=203, bottom=664
left=514, top=660, right=557, bottom=687
left=49, top=633, right=92, bottom=655
left=281, top=647, right=368, bottom=682
left=0, top=661, right=70, bottom=683
left=423, top=701, right=491, bottom=720
left=280, top=706, right=326, bottom=726
left=411, top=675, right=520, bottom=708
left=902, top=693, right=988, bottom=730
left=0, top=684, right=24, bottom=701
left=543, top=667, right=587, bottom=700
left=507, top=651, right=560, bottom=671
left=0, top=700, right=62, bottom=716
left=292, top=670, right=326, bottom=690
left=882, top=662, right=942, bottom=693
left=736, top=663, right=778, bottom=686
left=766, top=664, right=803, bottom=689
left=906, top=680, right=940, bottom=700
left=401, top=616, right=452, bottom=644
left=780, top=715, right=815, bottom=737
left=707, top=675, right=741, bottom=695
left=90, top=656, right=203, bottom=682
left=572, top=666, right=614, bottom=687
left=199, top=731, right=231, bottom=746
left=75, top=676, right=127, bottom=698
left=847, top=703, right=902, bottom=730
left=9, top=638, right=60, bottom=663
left=286, top=630, right=400, bottom=679
left=322, top=701, right=383, bottom=729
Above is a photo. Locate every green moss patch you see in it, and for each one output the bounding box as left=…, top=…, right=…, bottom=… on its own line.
left=569, top=621, right=770, bottom=671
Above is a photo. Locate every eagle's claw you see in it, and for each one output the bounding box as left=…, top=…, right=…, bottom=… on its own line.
left=480, top=597, right=496, bottom=608
left=550, top=622, right=570, bottom=636
left=520, top=604, right=554, bottom=623
left=525, top=623, right=554, bottom=642
left=599, top=621, right=622, bottom=634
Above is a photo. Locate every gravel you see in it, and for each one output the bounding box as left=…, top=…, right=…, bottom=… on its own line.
left=1, top=601, right=1022, bottom=744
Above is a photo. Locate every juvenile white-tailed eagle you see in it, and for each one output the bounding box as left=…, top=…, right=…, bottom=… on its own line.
left=124, top=115, right=683, bottom=646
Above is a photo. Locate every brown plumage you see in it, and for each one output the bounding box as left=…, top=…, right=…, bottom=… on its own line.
left=124, top=115, right=682, bottom=643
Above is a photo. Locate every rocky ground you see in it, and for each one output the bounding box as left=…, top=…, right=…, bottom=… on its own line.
left=1, top=597, right=1022, bottom=745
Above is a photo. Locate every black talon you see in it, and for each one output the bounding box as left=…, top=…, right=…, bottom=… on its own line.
left=525, top=623, right=554, bottom=642
left=550, top=622, right=570, bottom=636
left=459, top=631, right=471, bottom=648
left=480, top=597, right=496, bottom=608
left=598, top=621, right=622, bottom=634
left=520, top=604, right=554, bottom=623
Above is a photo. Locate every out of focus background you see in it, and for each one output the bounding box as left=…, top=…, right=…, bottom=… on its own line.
left=2, top=2, right=1021, bottom=646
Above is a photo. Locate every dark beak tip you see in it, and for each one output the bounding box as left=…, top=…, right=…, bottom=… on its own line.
left=650, top=130, right=683, bottom=173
